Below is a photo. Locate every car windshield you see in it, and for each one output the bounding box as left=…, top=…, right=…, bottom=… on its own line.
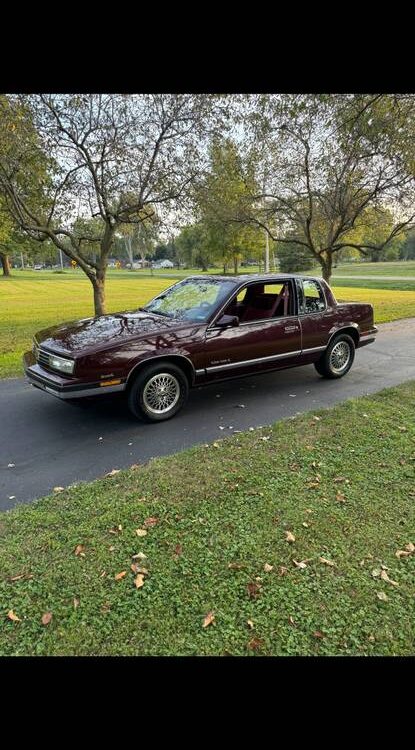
left=142, top=278, right=236, bottom=322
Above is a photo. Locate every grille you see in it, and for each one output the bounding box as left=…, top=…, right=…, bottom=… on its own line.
left=37, top=348, right=51, bottom=368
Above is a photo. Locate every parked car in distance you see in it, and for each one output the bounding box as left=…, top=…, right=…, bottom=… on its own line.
left=153, top=259, right=174, bottom=269
left=33, top=264, right=44, bottom=270
left=24, top=274, right=377, bottom=422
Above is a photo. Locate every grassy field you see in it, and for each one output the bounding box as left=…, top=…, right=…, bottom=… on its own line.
left=331, top=260, right=415, bottom=277
left=1, top=269, right=415, bottom=378
left=1, top=381, right=414, bottom=656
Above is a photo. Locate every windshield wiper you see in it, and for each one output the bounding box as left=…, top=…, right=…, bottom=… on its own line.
left=141, top=307, right=172, bottom=318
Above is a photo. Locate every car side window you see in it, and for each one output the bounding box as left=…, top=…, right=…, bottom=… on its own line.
left=300, top=279, right=326, bottom=314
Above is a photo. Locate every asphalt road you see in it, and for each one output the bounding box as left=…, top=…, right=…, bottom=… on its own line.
left=1, top=317, right=415, bottom=511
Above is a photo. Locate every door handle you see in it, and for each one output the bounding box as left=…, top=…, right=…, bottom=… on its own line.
left=284, top=325, right=299, bottom=332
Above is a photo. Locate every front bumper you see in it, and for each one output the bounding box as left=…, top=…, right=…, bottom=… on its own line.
left=23, top=351, right=126, bottom=399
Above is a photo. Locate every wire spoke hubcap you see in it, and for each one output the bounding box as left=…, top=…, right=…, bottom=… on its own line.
left=143, top=373, right=180, bottom=414
left=330, top=341, right=351, bottom=373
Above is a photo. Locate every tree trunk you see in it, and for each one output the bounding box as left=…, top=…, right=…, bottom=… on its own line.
left=233, top=254, right=239, bottom=274
left=321, top=253, right=332, bottom=283
left=91, top=222, right=114, bottom=315
left=91, top=273, right=106, bottom=316
left=1, top=252, right=11, bottom=277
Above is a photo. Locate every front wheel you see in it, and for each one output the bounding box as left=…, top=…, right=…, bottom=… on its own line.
left=314, top=334, right=355, bottom=379
left=127, top=362, right=189, bottom=422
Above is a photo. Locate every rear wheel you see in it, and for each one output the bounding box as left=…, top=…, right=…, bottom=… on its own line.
left=127, top=362, right=189, bottom=422
left=314, top=333, right=355, bottom=379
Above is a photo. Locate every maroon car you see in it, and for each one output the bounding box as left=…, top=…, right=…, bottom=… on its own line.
left=23, top=274, right=377, bottom=422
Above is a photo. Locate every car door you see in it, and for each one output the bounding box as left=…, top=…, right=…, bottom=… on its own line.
left=297, top=278, right=337, bottom=352
left=203, top=280, right=301, bottom=380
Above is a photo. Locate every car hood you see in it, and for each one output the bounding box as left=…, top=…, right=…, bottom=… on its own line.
left=35, top=310, right=188, bottom=356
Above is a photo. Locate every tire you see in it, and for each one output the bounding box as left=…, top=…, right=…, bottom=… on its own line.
left=314, top=333, right=355, bottom=379
left=127, top=362, right=189, bottom=422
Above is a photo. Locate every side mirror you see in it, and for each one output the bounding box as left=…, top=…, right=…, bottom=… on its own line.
left=215, top=314, right=239, bottom=328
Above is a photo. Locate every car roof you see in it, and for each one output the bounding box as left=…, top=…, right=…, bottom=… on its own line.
left=186, top=273, right=324, bottom=286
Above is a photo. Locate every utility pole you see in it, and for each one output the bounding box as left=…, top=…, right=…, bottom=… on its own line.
left=264, top=228, right=270, bottom=273
left=263, top=171, right=270, bottom=273
left=21, top=251, right=24, bottom=269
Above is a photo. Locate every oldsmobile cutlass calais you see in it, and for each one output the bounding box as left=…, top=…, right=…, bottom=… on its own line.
left=24, top=274, right=377, bottom=422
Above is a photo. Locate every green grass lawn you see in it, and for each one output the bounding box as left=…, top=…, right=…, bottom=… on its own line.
left=331, top=260, right=415, bottom=277
left=1, top=381, right=414, bottom=656
left=1, top=269, right=415, bottom=378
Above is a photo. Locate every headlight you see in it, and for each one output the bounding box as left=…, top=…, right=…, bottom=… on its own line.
left=48, top=354, right=75, bottom=374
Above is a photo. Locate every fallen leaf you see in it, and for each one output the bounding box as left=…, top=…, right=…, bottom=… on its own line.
left=228, top=562, right=244, bottom=570
left=74, top=544, right=85, bottom=556
left=279, top=566, right=288, bottom=576
left=213, top=442, right=220, bottom=448
left=247, top=619, right=254, bottom=629
left=105, top=469, right=120, bottom=477
left=115, top=571, right=127, bottom=580
left=333, top=477, right=346, bottom=483
left=313, top=630, right=324, bottom=639
left=9, top=573, right=33, bottom=582
left=134, top=574, right=145, bottom=589
left=336, top=492, right=346, bottom=503
left=132, top=552, right=147, bottom=560
left=399, top=459, right=406, bottom=465
left=143, top=516, right=159, bottom=528
left=247, top=582, right=261, bottom=599
left=319, top=556, right=336, bottom=567
left=7, top=610, right=21, bottom=622
left=376, top=591, right=388, bottom=601
left=398, top=426, right=408, bottom=432
left=73, top=598, right=79, bottom=609
left=302, top=522, right=310, bottom=528
left=288, top=616, right=296, bottom=627
left=135, top=529, right=147, bottom=537
left=264, top=563, right=274, bottom=573
left=53, top=486, right=64, bottom=493
left=109, top=545, right=116, bottom=552
left=41, top=612, right=52, bottom=626
left=202, top=611, right=215, bottom=628
left=293, top=559, right=308, bottom=569
left=395, top=542, right=415, bottom=558
left=285, top=531, right=296, bottom=543
left=380, top=570, right=399, bottom=587
left=371, top=568, right=381, bottom=578
left=173, top=544, right=183, bottom=558
left=130, top=464, right=140, bottom=470
left=247, top=637, right=263, bottom=651
left=312, top=416, right=321, bottom=421
left=131, top=564, right=148, bottom=575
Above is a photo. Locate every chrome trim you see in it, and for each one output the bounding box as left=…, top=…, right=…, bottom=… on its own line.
left=126, top=353, right=196, bottom=384
left=33, top=382, right=126, bottom=399
left=195, top=368, right=205, bottom=376
left=360, top=329, right=377, bottom=338
left=326, top=325, right=359, bottom=349
left=302, top=345, right=326, bottom=354
left=238, top=314, right=299, bottom=328
left=206, top=349, right=302, bottom=373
